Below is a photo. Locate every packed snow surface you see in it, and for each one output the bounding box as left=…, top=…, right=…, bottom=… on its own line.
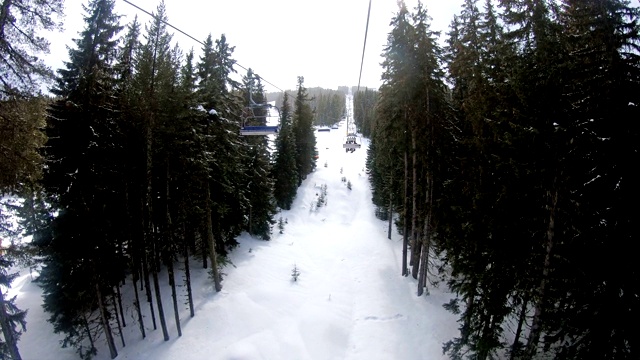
left=12, top=94, right=457, bottom=359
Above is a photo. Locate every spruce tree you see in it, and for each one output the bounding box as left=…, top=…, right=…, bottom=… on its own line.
left=41, top=0, right=124, bottom=357
left=272, top=92, right=299, bottom=209
left=0, top=3, right=63, bottom=350
left=0, top=256, right=27, bottom=360
left=375, top=0, right=416, bottom=276
left=0, top=0, right=63, bottom=96
left=291, top=76, right=317, bottom=184
left=241, top=72, right=276, bottom=239
left=535, top=1, right=640, bottom=358
left=353, top=88, right=377, bottom=137
left=441, top=0, right=524, bottom=358
left=131, top=0, right=182, bottom=341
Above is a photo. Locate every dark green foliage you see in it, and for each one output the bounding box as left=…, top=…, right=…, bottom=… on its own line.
left=0, top=256, right=28, bottom=360
left=437, top=0, right=640, bottom=358
left=2, top=0, right=310, bottom=356
left=366, top=0, right=639, bottom=358
left=0, top=97, right=47, bottom=193
left=292, top=77, right=317, bottom=183
left=353, top=88, right=378, bottom=137
left=200, top=34, right=248, bottom=251
left=0, top=2, right=63, bottom=357
left=0, top=0, right=63, bottom=97
left=41, top=0, right=125, bottom=357
left=312, top=90, right=345, bottom=126
left=272, top=93, right=299, bottom=209
left=240, top=71, right=276, bottom=240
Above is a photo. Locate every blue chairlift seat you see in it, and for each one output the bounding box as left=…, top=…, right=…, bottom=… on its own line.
left=240, top=125, right=279, bottom=136
left=343, top=134, right=361, bottom=150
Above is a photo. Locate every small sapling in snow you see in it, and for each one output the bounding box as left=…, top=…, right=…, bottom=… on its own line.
left=291, top=264, right=300, bottom=282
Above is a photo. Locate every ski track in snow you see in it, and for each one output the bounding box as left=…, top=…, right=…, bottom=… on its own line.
left=12, top=94, right=458, bottom=360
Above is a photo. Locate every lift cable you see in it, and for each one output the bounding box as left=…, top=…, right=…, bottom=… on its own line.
left=121, top=0, right=284, bottom=93
left=356, top=0, right=372, bottom=95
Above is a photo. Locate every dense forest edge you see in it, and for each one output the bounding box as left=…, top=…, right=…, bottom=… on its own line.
left=1, top=0, right=639, bottom=359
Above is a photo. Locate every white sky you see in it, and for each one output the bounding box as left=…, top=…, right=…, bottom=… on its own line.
left=46, top=0, right=463, bottom=92
left=44, top=0, right=640, bottom=92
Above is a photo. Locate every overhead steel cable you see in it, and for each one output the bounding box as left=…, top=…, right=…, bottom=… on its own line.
left=356, top=0, right=372, bottom=95
left=121, top=0, right=285, bottom=93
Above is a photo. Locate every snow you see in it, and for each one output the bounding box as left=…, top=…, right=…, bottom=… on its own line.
left=11, top=94, right=458, bottom=359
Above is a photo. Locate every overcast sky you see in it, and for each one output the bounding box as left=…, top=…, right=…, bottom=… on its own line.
left=46, top=0, right=462, bottom=92
left=45, top=0, right=639, bottom=93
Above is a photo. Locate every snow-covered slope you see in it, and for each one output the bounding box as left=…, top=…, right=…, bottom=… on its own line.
left=13, top=97, right=457, bottom=360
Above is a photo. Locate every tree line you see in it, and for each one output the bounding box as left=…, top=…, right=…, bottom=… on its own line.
left=367, top=0, right=639, bottom=359
left=268, top=87, right=347, bottom=127
left=353, top=87, right=378, bottom=138
left=0, top=0, right=316, bottom=358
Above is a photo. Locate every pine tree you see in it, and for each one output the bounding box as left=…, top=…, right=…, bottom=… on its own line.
left=194, top=33, right=247, bottom=290
left=408, top=0, right=452, bottom=296
left=0, top=3, right=63, bottom=350
left=291, top=76, right=317, bottom=183
left=0, top=0, right=63, bottom=96
left=272, top=92, right=299, bottom=209
left=353, top=88, right=377, bottom=137
left=0, top=256, right=27, bottom=360
left=41, top=0, right=124, bottom=357
left=534, top=1, right=640, bottom=358
left=441, top=0, right=524, bottom=358
left=241, top=72, right=276, bottom=239
left=374, top=0, right=415, bottom=276
left=131, top=0, right=182, bottom=341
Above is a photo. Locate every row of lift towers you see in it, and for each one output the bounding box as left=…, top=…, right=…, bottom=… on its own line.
left=239, top=79, right=361, bottom=153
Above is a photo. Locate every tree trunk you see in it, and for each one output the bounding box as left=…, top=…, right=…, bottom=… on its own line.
left=387, top=169, right=393, bottom=240
left=142, top=246, right=156, bottom=330
left=183, top=237, right=195, bottom=318
left=401, top=135, right=409, bottom=276
left=462, top=287, right=476, bottom=343
left=141, top=196, right=157, bottom=330
left=95, top=283, right=118, bottom=359
left=82, top=313, right=95, bottom=352
left=111, top=293, right=125, bottom=347
left=510, top=294, right=530, bottom=360
left=152, top=244, right=170, bottom=341
left=201, top=229, right=208, bottom=269
left=115, top=285, right=126, bottom=327
left=0, top=290, right=22, bottom=360
left=132, top=271, right=146, bottom=338
left=417, top=173, right=433, bottom=296
left=206, top=183, right=223, bottom=291
left=410, top=128, right=421, bottom=278
left=168, top=259, right=182, bottom=336
left=525, top=187, right=558, bottom=358
left=164, top=162, right=181, bottom=336
left=411, top=225, right=423, bottom=280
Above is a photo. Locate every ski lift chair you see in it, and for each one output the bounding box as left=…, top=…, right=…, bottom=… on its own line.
left=343, top=133, right=361, bottom=153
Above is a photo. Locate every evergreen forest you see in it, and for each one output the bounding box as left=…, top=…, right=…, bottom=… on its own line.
left=0, top=0, right=317, bottom=358
left=366, top=0, right=639, bottom=359
left=0, top=0, right=639, bottom=359
left=268, top=87, right=347, bottom=127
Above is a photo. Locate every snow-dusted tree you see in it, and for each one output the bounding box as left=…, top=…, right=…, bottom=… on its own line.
left=41, top=0, right=124, bottom=357
left=0, top=255, right=27, bottom=360
left=241, top=71, right=276, bottom=240
left=272, top=92, right=299, bottom=209
left=0, top=0, right=63, bottom=96
left=292, top=76, right=317, bottom=183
